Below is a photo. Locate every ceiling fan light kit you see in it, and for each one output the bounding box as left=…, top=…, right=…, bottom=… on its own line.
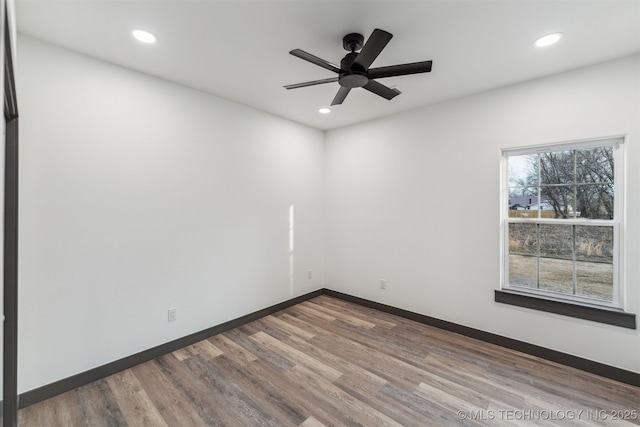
left=285, top=28, right=433, bottom=106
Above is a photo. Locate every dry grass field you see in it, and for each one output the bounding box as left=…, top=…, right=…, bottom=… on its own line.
left=508, top=210, right=557, bottom=219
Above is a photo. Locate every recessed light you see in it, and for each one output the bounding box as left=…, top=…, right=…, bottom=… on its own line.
left=534, top=32, right=563, bottom=48
left=318, top=107, right=331, bottom=114
left=132, top=29, right=157, bottom=44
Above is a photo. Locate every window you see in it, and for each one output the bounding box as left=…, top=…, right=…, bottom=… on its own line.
left=498, top=137, right=634, bottom=328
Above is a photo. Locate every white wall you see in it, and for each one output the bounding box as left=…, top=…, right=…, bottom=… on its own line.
left=17, top=36, right=325, bottom=393
left=325, top=55, right=640, bottom=373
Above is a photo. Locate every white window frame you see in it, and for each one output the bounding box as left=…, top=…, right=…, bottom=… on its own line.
left=500, top=136, right=625, bottom=310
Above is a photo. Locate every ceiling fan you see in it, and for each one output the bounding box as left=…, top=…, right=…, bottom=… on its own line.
left=284, top=29, right=433, bottom=106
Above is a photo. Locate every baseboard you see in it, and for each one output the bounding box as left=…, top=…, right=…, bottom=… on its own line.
left=15, top=287, right=638, bottom=410
left=323, top=289, right=640, bottom=387
left=18, top=288, right=325, bottom=409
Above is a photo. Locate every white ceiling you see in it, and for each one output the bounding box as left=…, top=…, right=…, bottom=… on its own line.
left=15, top=0, right=640, bottom=130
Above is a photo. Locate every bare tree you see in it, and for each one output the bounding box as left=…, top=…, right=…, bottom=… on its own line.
left=575, top=147, right=614, bottom=219
left=526, top=147, right=614, bottom=219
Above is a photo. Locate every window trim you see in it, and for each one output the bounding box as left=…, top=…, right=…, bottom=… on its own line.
left=498, top=136, right=634, bottom=326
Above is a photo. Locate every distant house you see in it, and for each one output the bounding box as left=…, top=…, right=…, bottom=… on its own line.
left=527, top=201, right=554, bottom=210
left=508, top=195, right=550, bottom=210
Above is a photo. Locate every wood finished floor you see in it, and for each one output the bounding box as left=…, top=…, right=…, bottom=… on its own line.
left=18, top=295, right=640, bottom=426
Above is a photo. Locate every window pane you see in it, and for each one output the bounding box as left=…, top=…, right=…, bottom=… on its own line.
left=507, top=191, right=537, bottom=218
left=539, top=225, right=573, bottom=293
left=507, top=154, right=537, bottom=217
left=539, top=151, right=574, bottom=185
left=540, top=185, right=575, bottom=218
left=575, top=184, right=614, bottom=219
left=507, top=154, right=536, bottom=187
left=575, top=226, right=613, bottom=263
left=539, top=224, right=572, bottom=259
left=509, top=223, right=537, bottom=255
left=575, top=226, right=613, bottom=301
left=576, top=261, right=613, bottom=301
left=576, top=146, right=613, bottom=184
left=539, top=258, right=573, bottom=294
left=509, top=255, right=537, bottom=288
left=508, top=223, right=537, bottom=287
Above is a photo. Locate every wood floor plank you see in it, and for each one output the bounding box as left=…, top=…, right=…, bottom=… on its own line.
left=313, top=294, right=350, bottom=307
left=242, top=317, right=291, bottom=341
left=289, top=305, right=431, bottom=362
left=437, top=351, right=623, bottom=415
left=261, top=314, right=316, bottom=340
left=172, top=346, right=197, bottom=361
left=249, top=330, right=343, bottom=382
left=17, top=296, right=640, bottom=426
left=293, top=302, right=337, bottom=322
left=75, top=379, right=129, bottom=427
left=208, top=354, right=308, bottom=426
left=19, top=392, right=74, bottom=427
left=332, top=380, right=434, bottom=427
left=315, top=297, right=399, bottom=329
left=105, top=369, right=168, bottom=427
left=376, top=381, right=475, bottom=426
left=277, top=312, right=333, bottom=337
left=131, top=360, right=208, bottom=427
left=287, top=310, right=437, bottom=389
left=284, top=363, right=403, bottom=427
left=423, top=351, right=532, bottom=410
left=281, top=331, right=389, bottom=395
left=299, top=415, right=325, bottom=427
left=19, top=380, right=127, bottom=427
left=226, top=357, right=349, bottom=427
left=310, top=332, right=435, bottom=391
left=183, top=354, right=292, bottom=427
left=414, top=381, right=485, bottom=422
left=153, top=353, right=234, bottom=425
left=224, top=327, right=296, bottom=371
left=303, top=300, right=377, bottom=329
left=192, top=339, right=224, bottom=360
left=207, top=333, right=258, bottom=364
left=172, top=340, right=222, bottom=362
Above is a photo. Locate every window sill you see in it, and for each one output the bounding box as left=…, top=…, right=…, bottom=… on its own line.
left=495, top=289, right=636, bottom=329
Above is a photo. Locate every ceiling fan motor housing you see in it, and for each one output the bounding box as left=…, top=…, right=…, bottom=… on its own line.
left=339, top=52, right=369, bottom=88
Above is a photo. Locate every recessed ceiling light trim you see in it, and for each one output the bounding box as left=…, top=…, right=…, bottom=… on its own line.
left=132, top=29, right=157, bottom=44
left=318, top=107, right=331, bottom=114
left=534, top=32, right=563, bottom=48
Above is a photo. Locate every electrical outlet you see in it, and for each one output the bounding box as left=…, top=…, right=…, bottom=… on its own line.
left=380, top=279, right=387, bottom=290
left=308, top=270, right=313, bottom=279
left=168, top=308, right=177, bottom=322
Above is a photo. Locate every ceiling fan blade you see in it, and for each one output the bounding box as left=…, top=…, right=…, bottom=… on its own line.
left=362, top=80, right=401, bottom=100
left=331, top=87, right=351, bottom=105
left=290, top=49, right=342, bottom=74
left=353, top=29, right=393, bottom=71
left=284, top=77, right=339, bottom=90
left=367, top=60, right=433, bottom=79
